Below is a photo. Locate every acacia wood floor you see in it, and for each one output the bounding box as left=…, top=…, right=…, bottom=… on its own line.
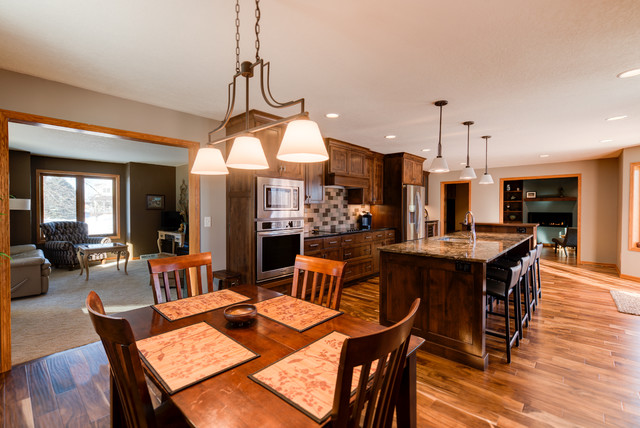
left=2, top=248, right=640, bottom=427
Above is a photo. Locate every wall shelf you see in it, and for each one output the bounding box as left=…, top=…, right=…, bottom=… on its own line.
left=525, top=197, right=577, bottom=202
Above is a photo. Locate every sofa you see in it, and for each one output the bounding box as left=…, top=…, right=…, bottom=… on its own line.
left=10, top=244, right=51, bottom=299
left=40, top=221, right=111, bottom=268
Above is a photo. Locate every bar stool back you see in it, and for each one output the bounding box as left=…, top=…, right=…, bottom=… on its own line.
left=485, top=262, right=522, bottom=363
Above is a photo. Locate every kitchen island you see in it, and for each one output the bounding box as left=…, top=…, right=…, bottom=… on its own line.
left=379, top=232, right=533, bottom=370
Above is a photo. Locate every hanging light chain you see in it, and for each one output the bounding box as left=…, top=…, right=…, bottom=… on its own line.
left=235, top=0, right=241, bottom=73
left=255, top=0, right=261, bottom=60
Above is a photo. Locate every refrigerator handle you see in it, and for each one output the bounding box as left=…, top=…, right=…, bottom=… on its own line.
left=415, top=191, right=422, bottom=234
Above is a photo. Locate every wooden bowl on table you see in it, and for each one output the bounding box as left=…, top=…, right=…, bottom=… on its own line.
left=224, top=304, right=257, bottom=326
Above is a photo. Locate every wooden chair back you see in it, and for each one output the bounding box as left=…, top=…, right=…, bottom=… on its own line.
left=85, top=291, right=156, bottom=428
left=290, top=254, right=347, bottom=310
left=147, top=252, right=214, bottom=304
left=331, top=298, right=420, bottom=428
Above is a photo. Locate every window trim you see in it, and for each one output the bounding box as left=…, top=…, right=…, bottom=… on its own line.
left=36, top=169, right=121, bottom=243
left=629, top=162, right=640, bottom=252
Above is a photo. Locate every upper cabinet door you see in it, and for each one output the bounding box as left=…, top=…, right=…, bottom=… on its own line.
left=348, top=150, right=367, bottom=177
left=305, top=162, right=325, bottom=204
left=328, top=144, right=348, bottom=175
left=372, top=154, right=384, bottom=204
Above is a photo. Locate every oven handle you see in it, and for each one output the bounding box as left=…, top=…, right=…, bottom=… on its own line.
left=257, top=229, right=304, bottom=237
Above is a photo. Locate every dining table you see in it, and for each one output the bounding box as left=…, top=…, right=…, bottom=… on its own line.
left=115, top=284, right=425, bottom=427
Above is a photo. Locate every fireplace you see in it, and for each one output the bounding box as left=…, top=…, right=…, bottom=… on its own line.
left=528, top=212, right=573, bottom=227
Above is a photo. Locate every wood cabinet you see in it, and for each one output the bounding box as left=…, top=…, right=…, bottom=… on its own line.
left=325, top=138, right=370, bottom=188
left=371, top=153, right=384, bottom=205
left=503, top=179, right=524, bottom=223
left=303, top=229, right=395, bottom=283
left=402, top=154, right=426, bottom=185
left=305, top=162, right=325, bottom=204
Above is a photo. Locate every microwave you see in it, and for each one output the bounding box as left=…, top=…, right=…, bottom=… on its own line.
left=256, top=177, right=304, bottom=219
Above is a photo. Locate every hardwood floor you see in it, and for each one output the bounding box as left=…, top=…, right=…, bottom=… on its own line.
left=2, top=248, right=640, bottom=427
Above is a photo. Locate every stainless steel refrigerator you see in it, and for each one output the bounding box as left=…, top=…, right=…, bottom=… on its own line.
left=402, top=185, right=426, bottom=241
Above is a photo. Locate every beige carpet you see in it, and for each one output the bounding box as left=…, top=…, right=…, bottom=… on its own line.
left=610, top=289, right=640, bottom=316
left=10, top=259, right=166, bottom=365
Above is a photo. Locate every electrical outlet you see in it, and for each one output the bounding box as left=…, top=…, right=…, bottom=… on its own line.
left=204, top=216, right=211, bottom=227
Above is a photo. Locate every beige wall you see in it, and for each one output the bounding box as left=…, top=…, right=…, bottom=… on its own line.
left=0, top=69, right=227, bottom=269
left=618, top=146, right=640, bottom=278
left=426, top=158, right=619, bottom=264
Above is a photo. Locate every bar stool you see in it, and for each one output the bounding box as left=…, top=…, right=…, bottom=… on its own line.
left=490, top=253, right=531, bottom=337
left=526, top=248, right=538, bottom=313
left=533, top=242, right=543, bottom=302
left=486, top=261, right=522, bottom=363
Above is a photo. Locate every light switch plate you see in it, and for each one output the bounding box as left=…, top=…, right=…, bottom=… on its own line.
left=204, top=216, right=211, bottom=227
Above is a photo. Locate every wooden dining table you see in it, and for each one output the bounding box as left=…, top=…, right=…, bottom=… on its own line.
left=115, top=284, right=424, bottom=427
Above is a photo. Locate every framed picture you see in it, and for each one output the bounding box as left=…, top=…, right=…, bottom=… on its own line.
left=526, top=191, right=537, bottom=198
left=146, top=194, right=165, bottom=210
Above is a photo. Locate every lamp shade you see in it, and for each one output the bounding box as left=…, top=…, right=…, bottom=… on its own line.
left=459, top=166, right=477, bottom=180
left=478, top=173, right=494, bottom=185
left=428, top=156, right=449, bottom=173
left=9, top=198, right=31, bottom=210
left=277, top=120, right=328, bottom=163
left=191, top=147, right=229, bottom=175
left=226, top=135, right=270, bottom=170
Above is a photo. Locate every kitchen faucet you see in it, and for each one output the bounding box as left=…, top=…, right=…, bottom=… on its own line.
left=463, top=211, right=476, bottom=243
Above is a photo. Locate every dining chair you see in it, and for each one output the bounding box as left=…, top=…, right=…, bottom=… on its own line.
left=147, top=252, right=214, bottom=304
left=85, top=291, right=188, bottom=428
left=331, top=298, right=420, bottom=428
left=290, top=254, right=347, bottom=310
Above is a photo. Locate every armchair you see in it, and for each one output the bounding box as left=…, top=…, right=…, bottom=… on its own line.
left=551, top=227, right=577, bottom=256
left=40, top=221, right=111, bottom=268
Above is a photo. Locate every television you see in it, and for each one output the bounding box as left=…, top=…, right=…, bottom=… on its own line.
left=160, top=211, right=183, bottom=231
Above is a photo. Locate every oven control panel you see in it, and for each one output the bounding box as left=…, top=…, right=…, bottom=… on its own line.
left=257, top=219, right=304, bottom=231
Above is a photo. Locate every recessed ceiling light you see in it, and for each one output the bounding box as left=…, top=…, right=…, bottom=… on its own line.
left=600, top=139, right=613, bottom=143
left=606, top=115, right=628, bottom=121
left=325, top=113, right=339, bottom=119
left=421, top=148, right=431, bottom=152
left=617, top=68, right=640, bottom=79
left=385, top=135, right=396, bottom=139
left=540, top=154, right=550, bottom=158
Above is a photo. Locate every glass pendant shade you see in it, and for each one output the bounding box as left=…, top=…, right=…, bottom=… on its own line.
left=459, top=166, right=477, bottom=180
left=428, top=156, right=449, bottom=173
left=226, top=135, right=270, bottom=170
left=479, top=173, right=494, bottom=184
left=277, top=120, right=328, bottom=163
left=191, top=147, right=229, bottom=175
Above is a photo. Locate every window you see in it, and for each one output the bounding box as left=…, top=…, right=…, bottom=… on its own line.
left=37, top=170, right=120, bottom=240
left=630, top=163, right=640, bottom=251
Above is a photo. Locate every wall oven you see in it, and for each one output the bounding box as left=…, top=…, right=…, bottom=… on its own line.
left=256, top=177, right=304, bottom=219
left=256, top=219, right=304, bottom=282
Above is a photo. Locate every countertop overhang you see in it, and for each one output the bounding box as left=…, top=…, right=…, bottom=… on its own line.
left=379, top=232, right=532, bottom=263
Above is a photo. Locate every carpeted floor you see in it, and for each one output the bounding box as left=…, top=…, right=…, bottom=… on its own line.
left=11, top=259, right=163, bottom=365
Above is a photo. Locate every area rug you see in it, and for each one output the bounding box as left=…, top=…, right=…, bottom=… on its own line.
left=11, top=259, right=167, bottom=365
left=610, top=290, right=640, bottom=315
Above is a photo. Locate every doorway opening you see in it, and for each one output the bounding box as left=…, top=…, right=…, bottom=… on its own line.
left=440, top=181, right=471, bottom=234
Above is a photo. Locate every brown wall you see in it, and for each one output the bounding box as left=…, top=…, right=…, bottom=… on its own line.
left=128, top=162, right=176, bottom=256
left=9, top=150, right=31, bottom=245
left=29, top=155, right=128, bottom=245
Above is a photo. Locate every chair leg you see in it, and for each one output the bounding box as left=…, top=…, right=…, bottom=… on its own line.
left=505, top=293, right=511, bottom=363
left=514, top=281, right=522, bottom=343
left=536, top=259, right=542, bottom=299
left=521, top=273, right=530, bottom=330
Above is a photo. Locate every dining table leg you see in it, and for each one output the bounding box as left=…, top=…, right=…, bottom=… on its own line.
left=396, top=351, right=418, bottom=428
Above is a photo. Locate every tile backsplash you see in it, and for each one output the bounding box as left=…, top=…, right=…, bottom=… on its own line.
left=304, top=187, right=369, bottom=231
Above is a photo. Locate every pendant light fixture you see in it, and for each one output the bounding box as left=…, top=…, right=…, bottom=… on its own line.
left=459, top=121, right=476, bottom=180
left=428, top=100, right=450, bottom=173
left=478, top=135, right=494, bottom=184
left=191, top=0, right=328, bottom=175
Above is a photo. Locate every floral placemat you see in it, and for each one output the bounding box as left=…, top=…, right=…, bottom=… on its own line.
left=152, top=289, right=250, bottom=321
left=137, top=322, right=259, bottom=394
left=249, top=331, right=376, bottom=423
left=253, top=295, right=342, bottom=332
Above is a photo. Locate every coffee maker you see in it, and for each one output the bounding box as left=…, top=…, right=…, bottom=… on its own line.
left=359, top=212, right=372, bottom=230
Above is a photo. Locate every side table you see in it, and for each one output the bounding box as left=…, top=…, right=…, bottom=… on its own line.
left=76, top=243, right=129, bottom=281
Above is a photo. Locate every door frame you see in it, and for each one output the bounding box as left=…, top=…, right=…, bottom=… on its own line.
left=499, top=174, right=582, bottom=263
left=439, top=180, right=472, bottom=236
left=0, top=109, right=202, bottom=372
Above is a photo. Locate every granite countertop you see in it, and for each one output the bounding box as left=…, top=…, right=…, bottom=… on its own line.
left=304, top=227, right=392, bottom=239
left=378, top=232, right=532, bottom=263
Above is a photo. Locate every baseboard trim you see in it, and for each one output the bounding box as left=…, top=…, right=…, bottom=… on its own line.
left=579, top=260, right=616, bottom=268
left=619, top=273, right=640, bottom=282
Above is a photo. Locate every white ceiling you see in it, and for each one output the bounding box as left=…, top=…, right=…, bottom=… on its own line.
left=1, top=0, right=639, bottom=170
left=8, top=122, right=188, bottom=166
